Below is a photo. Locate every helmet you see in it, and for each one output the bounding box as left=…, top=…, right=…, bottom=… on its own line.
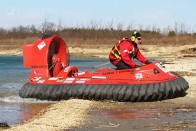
left=131, top=31, right=141, bottom=41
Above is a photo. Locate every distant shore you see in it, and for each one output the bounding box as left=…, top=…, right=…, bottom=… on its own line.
left=0, top=44, right=195, bottom=58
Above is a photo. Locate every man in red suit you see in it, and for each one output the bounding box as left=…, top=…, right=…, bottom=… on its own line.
left=109, top=31, right=151, bottom=69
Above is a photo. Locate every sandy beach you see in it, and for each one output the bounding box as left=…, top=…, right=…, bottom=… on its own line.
left=1, top=43, right=196, bottom=131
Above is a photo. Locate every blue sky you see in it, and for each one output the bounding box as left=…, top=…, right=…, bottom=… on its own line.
left=0, top=0, right=196, bottom=32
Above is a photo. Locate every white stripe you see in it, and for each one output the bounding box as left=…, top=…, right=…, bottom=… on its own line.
left=37, top=80, right=45, bottom=83
left=66, top=78, right=75, bottom=81
left=63, top=80, right=73, bottom=83
left=48, top=77, right=59, bottom=80
left=31, top=77, right=42, bottom=81
left=80, top=78, right=90, bottom=81
left=92, top=76, right=106, bottom=79
left=123, top=50, right=129, bottom=53
left=76, top=81, right=85, bottom=83
left=78, top=72, right=85, bottom=76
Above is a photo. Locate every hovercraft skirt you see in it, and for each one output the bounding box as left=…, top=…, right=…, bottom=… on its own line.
left=19, top=77, right=189, bottom=102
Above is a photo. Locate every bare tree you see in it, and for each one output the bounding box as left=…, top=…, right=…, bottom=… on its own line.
left=126, top=23, right=133, bottom=31
left=116, top=22, right=123, bottom=31
left=57, top=19, right=63, bottom=31
left=41, top=19, right=57, bottom=33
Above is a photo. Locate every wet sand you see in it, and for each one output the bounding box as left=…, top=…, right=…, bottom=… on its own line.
left=2, top=44, right=196, bottom=131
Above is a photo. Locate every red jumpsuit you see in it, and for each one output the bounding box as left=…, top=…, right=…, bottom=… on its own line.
left=109, top=38, right=147, bottom=68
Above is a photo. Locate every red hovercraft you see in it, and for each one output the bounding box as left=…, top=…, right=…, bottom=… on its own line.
left=19, top=34, right=189, bottom=102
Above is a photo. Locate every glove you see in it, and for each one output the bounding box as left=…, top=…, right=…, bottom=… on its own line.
left=134, top=65, right=139, bottom=68
left=145, top=60, right=152, bottom=64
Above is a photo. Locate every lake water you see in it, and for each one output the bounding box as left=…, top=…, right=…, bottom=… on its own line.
left=0, top=56, right=114, bottom=126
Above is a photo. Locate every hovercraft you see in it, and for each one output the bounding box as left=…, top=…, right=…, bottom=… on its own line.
left=19, top=34, right=189, bottom=102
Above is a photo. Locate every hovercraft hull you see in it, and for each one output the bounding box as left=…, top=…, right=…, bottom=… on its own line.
left=19, top=76, right=188, bottom=102
left=19, top=34, right=189, bottom=102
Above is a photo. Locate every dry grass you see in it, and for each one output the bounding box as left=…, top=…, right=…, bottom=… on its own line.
left=0, top=28, right=195, bottom=56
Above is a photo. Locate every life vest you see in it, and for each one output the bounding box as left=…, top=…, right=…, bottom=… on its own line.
left=110, top=37, right=130, bottom=59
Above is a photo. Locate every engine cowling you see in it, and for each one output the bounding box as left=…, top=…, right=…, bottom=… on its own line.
left=23, top=34, right=69, bottom=79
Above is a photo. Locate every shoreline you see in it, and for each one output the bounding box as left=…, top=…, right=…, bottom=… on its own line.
left=2, top=44, right=196, bottom=130
left=0, top=44, right=195, bottom=58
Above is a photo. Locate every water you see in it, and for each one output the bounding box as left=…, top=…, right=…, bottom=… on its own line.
left=0, top=56, right=113, bottom=126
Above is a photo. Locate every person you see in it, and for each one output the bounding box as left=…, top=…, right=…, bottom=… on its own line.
left=109, top=31, right=151, bottom=69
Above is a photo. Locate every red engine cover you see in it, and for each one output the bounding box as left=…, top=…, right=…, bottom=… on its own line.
left=23, top=35, right=69, bottom=78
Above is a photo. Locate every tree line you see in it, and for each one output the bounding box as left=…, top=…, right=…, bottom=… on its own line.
left=0, top=22, right=195, bottom=45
